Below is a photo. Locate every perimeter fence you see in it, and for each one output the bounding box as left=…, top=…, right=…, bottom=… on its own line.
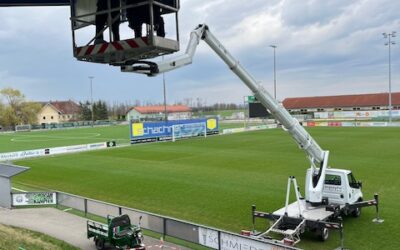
left=54, top=191, right=300, bottom=250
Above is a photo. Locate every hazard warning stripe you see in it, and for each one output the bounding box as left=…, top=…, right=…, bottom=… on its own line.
left=76, top=37, right=152, bottom=57
left=126, top=39, right=139, bottom=48
left=112, top=41, right=124, bottom=51
left=325, top=223, right=341, bottom=229
left=98, top=43, right=108, bottom=54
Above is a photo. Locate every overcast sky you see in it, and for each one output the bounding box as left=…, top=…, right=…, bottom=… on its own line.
left=0, top=0, right=399, bottom=105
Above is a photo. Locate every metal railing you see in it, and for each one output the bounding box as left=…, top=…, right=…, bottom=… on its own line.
left=54, top=191, right=300, bottom=250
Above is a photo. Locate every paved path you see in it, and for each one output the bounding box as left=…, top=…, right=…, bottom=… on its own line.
left=0, top=207, right=189, bottom=250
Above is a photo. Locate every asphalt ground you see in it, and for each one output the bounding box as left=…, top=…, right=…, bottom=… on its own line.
left=0, top=207, right=190, bottom=250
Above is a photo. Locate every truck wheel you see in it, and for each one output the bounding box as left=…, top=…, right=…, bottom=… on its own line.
left=352, top=198, right=363, bottom=217
left=95, top=238, right=105, bottom=250
left=317, top=228, right=329, bottom=241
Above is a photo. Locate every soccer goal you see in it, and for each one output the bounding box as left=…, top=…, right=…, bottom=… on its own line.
left=172, top=122, right=207, bottom=142
left=15, top=124, right=32, bottom=132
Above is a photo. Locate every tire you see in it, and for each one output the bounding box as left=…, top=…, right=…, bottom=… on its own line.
left=95, top=238, right=105, bottom=250
left=317, top=228, right=329, bottom=241
left=352, top=198, right=363, bottom=217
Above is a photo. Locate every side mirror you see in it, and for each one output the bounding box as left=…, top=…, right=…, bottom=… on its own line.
left=357, top=181, right=362, bottom=189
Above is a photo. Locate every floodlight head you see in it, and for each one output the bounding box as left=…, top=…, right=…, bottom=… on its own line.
left=383, top=33, right=387, bottom=37
left=384, top=42, right=388, bottom=46
left=270, top=45, right=277, bottom=48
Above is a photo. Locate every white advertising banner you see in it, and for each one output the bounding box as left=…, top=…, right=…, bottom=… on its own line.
left=315, top=110, right=400, bottom=119
left=198, top=227, right=287, bottom=250
left=12, top=192, right=56, bottom=206
left=198, top=227, right=219, bottom=249
left=223, top=125, right=277, bottom=135
left=0, top=149, right=45, bottom=161
left=0, top=142, right=109, bottom=162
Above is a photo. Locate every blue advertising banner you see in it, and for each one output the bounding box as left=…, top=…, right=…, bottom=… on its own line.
left=130, top=118, right=219, bottom=144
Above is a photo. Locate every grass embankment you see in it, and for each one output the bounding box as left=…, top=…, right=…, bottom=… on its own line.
left=0, top=224, right=78, bottom=250
left=12, top=127, right=400, bottom=250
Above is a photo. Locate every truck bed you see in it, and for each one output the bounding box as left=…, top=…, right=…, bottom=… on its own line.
left=87, top=220, right=108, bottom=237
left=273, top=200, right=339, bottom=221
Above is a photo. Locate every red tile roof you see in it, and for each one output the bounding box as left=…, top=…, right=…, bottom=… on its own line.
left=283, top=92, right=400, bottom=109
left=49, top=101, right=80, bottom=114
left=133, top=105, right=191, bottom=114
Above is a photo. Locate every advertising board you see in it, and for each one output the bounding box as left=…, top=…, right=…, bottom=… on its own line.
left=0, top=142, right=115, bottom=162
left=130, top=118, right=219, bottom=144
left=12, top=192, right=56, bottom=206
left=249, top=103, right=270, bottom=118
left=315, top=110, right=400, bottom=119
left=198, top=227, right=288, bottom=250
left=0, top=149, right=45, bottom=161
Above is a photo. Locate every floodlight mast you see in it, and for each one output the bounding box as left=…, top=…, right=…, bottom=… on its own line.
left=122, top=24, right=328, bottom=203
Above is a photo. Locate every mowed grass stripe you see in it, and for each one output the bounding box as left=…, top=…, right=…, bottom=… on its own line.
left=0, top=125, right=130, bottom=153
left=14, top=127, right=400, bottom=250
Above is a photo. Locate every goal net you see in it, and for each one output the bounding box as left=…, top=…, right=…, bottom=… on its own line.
left=172, top=122, right=207, bottom=142
left=15, top=124, right=32, bottom=132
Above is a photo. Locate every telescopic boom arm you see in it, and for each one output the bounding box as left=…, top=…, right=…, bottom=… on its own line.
left=121, top=24, right=329, bottom=203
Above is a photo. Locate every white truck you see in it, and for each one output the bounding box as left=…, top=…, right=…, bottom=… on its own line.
left=121, top=24, right=383, bottom=246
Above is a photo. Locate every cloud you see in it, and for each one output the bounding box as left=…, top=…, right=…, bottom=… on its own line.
left=0, top=1, right=399, bottom=105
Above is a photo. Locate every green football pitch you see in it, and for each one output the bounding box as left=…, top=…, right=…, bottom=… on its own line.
left=7, top=126, right=400, bottom=250
left=0, top=125, right=131, bottom=153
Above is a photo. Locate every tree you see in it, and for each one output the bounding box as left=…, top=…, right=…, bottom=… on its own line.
left=98, top=101, right=108, bottom=120
left=93, top=100, right=109, bottom=120
left=20, top=102, right=41, bottom=125
left=0, top=88, right=23, bottom=110
left=0, top=88, right=41, bottom=129
left=79, top=101, right=92, bottom=121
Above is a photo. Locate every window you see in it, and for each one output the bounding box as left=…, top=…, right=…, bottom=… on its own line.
left=347, top=173, right=359, bottom=189
left=43, top=116, right=46, bottom=120
left=324, top=174, right=341, bottom=186
left=51, top=116, right=54, bottom=119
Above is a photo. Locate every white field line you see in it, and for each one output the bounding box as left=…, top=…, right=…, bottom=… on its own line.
left=11, top=187, right=27, bottom=192
left=13, top=182, right=50, bottom=191
left=63, top=208, right=73, bottom=212
left=10, top=133, right=102, bottom=142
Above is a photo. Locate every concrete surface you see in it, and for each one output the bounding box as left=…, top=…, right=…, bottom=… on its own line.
left=0, top=207, right=190, bottom=250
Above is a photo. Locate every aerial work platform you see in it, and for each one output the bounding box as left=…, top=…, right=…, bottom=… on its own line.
left=75, top=36, right=179, bottom=64
left=70, top=0, right=180, bottom=65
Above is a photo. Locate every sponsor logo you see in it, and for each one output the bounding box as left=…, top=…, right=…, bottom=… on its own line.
left=13, top=192, right=56, bottom=206
left=132, top=123, right=144, bottom=136
left=207, top=119, right=217, bottom=130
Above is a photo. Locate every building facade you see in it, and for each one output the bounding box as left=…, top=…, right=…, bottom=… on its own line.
left=283, top=92, right=400, bottom=119
left=37, top=100, right=81, bottom=124
left=126, top=105, right=192, bottom=121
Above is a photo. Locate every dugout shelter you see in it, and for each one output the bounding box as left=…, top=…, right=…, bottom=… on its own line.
left=0, top=164, right=29, bottom=208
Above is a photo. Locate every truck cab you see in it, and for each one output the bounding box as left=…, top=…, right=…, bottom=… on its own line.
left=306, top=168, right=363, bottom=206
